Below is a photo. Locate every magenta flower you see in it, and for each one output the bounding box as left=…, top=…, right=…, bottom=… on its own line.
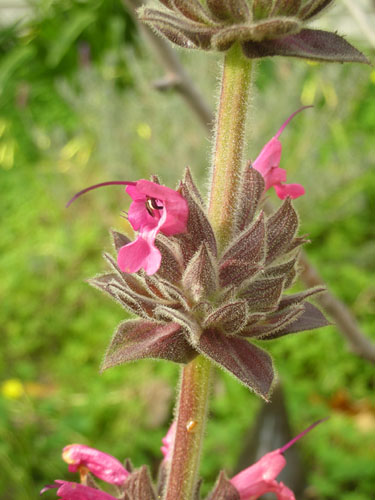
left=230, top=419, right=326, bottom=500
left=160, top=421, right=176, bottom=462
left=62, top=444, right=129, bottom=486
left=118, top=180, right=188, bottom=275
left=253, top=107, right=311, bottom=200
left=67, top=179, right=188, bottom=276
left=41, top=481, right=117, bottom=499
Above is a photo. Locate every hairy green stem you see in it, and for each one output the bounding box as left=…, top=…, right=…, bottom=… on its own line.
left=164, top=356, right=212, bottom=500
left=209, top=43, right=254, bottom=250
left=164, top=44, right=253, bottom=500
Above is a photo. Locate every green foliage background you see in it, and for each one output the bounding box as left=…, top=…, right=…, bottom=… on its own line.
left=0, top=1, right=374, bottom=499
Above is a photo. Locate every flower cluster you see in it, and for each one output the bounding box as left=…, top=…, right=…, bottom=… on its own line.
left=89, top=111, right=329, bottom=400
left=139, top=0, right=369, bottom=64
left=42, top=420, right=325, bottom=499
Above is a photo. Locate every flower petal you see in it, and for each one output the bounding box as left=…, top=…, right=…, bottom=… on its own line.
left=43, top=481, right=117, bottom=499
left=161, top=421, right=176, bottom=462
left=117, top=235, right=162, bottom=275
left=274, top=182, right=305, bottom=199
left=62, top=445, right=128, bottom=486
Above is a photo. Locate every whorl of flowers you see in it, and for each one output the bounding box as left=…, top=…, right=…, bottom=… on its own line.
left=139, top=0, right=369, bottom=64
left=91, top=165, right=329, bottom=400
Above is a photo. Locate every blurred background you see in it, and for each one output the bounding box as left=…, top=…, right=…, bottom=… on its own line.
left=0, top=1, right=374, bottom=499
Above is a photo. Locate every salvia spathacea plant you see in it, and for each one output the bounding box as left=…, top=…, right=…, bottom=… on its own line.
left=43, top=1, right=370, bottom=499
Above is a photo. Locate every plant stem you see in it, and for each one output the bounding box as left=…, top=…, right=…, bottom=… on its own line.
left=209, top=43, right=254, bottom=250
left=164, top=44, right=253, bottom=500
left=164, top=356, right=212, bottom=500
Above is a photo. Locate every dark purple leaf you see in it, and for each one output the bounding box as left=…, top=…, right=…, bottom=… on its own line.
left=102, top=320, right=197, bottom=370
left=264, top=301, right=330, bottom=338
left=242, top=29, right=370, bottom=64
left=198, top=329, right=274, bottom=399
left=207, top=471, right=240, bottom=500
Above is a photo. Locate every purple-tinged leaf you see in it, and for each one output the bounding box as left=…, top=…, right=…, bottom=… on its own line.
left=102, top=320, right=197, bottom=371
left=242, top=29, right=370, bottom=64
left=182, top=167, right=205, bottom=207
left=212, top=18, right=301, bottom=50
left=264, top=254, right=299, bottom=288
left=173, top=0, right=213, bottom=24
left=123, top=466, right=157, bottom=500
left=182, top=243, right=217, bottom=302
left=155, top=234, right=183, bottom=284
left=111, top=230, right=131, bottom=253
left=299, top=0, right=334, bottom=20
left=109, top=283, right=164, bottom=318
left=264, top=301, right=330, bottom=338
left=271, top=0, right=301, bottom=16
left=176, top=184, right=217, bottom=262
left=207, top=0, right=250, bottom=22
left=241, top=276, right=285, bottom=312
left=103, top=253, right=153, bottom=297
left=155, top=305, right=202, bottom=345
left=204, top=300, right=248, bottom=334
left=207, top=471, right=240, bottom=500
left=219, top=260, right=262, bottom=288
left=239, top=304, right=304, bottom=338
left=221, top=211, right=266, bottom=272
left=236, top=164, right=265, bottom=232
left=198, top=329, right=274, bottom=399
left=265, top=198, right=299, bottom=264
left=278, top=285, right=325, bottom=308
left=140, top=8, right=216, bottom=50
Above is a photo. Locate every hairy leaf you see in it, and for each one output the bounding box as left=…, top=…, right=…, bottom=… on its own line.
left=198, top=329, right=274, bottom=399
left=102, top=320, right=197, bottom=370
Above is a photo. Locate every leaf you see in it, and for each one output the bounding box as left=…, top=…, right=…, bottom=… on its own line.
left=204, top=300, right=248, bottom=334
left=175, top=183, right=217, bottom=263
left=207, top=471, right=240, bottom=500
left=299, top=0, right=334, bottom=20
left=173, top=0, right=213, bottom=24
left=271, top=0, right=301, bottom=16
left=236, top=165, right=265, bottom=232
left=264, top=301, right=330, bottom=338
left=222, top=211, right=266, bottom=263
left=198, top=329, right=274, bottom=399
left=140, top=8, right=216, bottom=50
left=123, top=466, right=156, bottom=500
left=111, top=230, right=131, bottom=253
left=241, top=276, right=285, bottom=312
left=242, top=29, right=370, bottom=64
left=265, top=198, right=299, bottom=264
left=182, top=243, right=217, bottom=302
left=182, top=167, right=205, bottom=207
left=155, top=305, right=202, bottom=345
left=239, top=304, right=304, bottom=338
left=278, top=285, right=326, bottom=308
left=102, top=320, right=197, bottom=370
left=155, top=234, right=184, bottom=284
left=206, top=0, right=250, bottom=22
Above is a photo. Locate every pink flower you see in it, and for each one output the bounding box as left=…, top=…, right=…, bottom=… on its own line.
left=230, top=419, right=327, bottom=500
left=67, top=179, right=188, bottom=276
left=62, top=444, right=129, bottom=486
left=160, top=421, right=176, bottom=462
left=253, top=107, right=311, bottom=199
left=41, top=481, right=117, bottom=499
left=118, top=180, right=188, bottom=275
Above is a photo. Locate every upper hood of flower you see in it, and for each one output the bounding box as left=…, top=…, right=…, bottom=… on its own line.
left=62, top=444, right=129, bottom=486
